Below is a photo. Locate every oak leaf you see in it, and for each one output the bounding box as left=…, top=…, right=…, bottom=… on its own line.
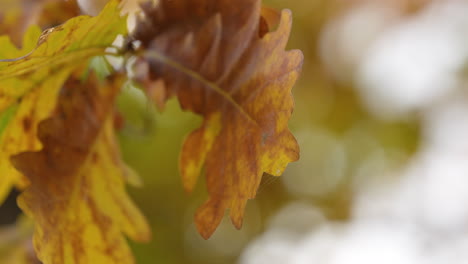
left=134, top=0, right=302, bottom=238
left=0, top=0, right=126, bottom=204
left=11, top=71, right=151, bottom=264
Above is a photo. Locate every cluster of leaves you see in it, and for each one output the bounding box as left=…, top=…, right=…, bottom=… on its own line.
left=0, top=0, right=302, bottom=263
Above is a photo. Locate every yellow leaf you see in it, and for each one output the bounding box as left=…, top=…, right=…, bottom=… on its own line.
left=11, top=72, right=151, bottom=264
left=0, top=0, right=126, bottom=80
left=0, top=0, right=80, bottom=46
left=0, top=0, right=126, bottom=204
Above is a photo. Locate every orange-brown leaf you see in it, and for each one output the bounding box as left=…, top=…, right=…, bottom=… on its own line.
left=11, top=72, right=150, bottom=264
left=134, top=0, right=302, bottom=239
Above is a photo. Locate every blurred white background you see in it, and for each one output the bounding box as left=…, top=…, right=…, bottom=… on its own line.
left=241, top=0, right=468, bottom=263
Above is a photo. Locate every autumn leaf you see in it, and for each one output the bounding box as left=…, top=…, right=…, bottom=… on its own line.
left=0, top=0, right=80, bottom=46
left=11, top=71, right=151, bottom=264
left=0, top=2, right=151, bottom=262
left=133, top=0, right=302, bottom=238
left=0, top=0, right=126, bottom=78
left=0, top=0, right=126, bottom=204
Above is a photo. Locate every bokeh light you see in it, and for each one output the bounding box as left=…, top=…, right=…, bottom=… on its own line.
left=2, top=0, right=468, bottom=263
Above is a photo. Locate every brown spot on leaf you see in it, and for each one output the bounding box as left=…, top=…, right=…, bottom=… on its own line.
left=22, top=116, right=32, bottom=132
left=91, top=152, right=99, bottom=163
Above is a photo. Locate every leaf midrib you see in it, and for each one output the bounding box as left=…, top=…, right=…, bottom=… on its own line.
left=143, top=50, right=259, bottom=126
left=0, top=47, right=111, bottom=80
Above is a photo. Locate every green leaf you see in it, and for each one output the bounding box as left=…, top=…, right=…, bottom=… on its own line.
left=0, top=104, right=17, bottom=137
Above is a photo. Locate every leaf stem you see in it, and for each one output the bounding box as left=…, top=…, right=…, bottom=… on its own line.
left=141, top=50, right=259, bottom=127
left=0, top=51, right=34, bottom=62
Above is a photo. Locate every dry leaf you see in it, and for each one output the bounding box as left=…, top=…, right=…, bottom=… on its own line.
left=134, top=0, right=302, bottom=238
left=11, top=71, right=150, bottom=264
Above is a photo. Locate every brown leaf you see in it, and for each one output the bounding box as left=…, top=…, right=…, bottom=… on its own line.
left=134, top=0, right=302, bottom=238
left=11, top=71, right=150, bottom=264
